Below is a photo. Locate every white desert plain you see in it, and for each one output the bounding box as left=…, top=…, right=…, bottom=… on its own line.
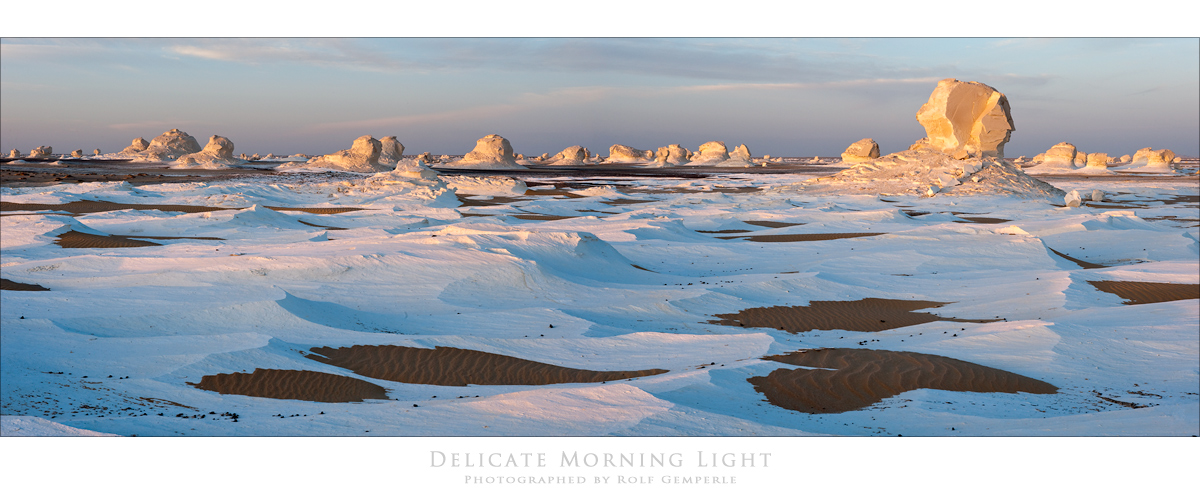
left=1, top=77, right=1197, bottom=439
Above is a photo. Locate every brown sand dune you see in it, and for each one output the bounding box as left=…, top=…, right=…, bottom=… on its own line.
left=307, top=345, right=668, bottom=386
left=744, top=220, right=803, bottom=228
left=749, top=348, right=1057, bottom=414
left=1088, top=280, right=1200, bottom=305
left=262, top=206, right=364, bottom=214
left=512, top=214, right=577, bottom=221
left=696, top=229, right=753, bottom=234
left=716, top=232, right=884, bottom=242
left=297, top=220, right=348, bottom=231
left=710, top=298, right=998, bottom=333
left=601, top=198, right=657, bottom=206
left=955, top=216, right=1011, bottom=224
left=190, top=369, right=388, bottom=403
left=1, top=200, right=230, bottom=215
left=55, top=230, right=162, bottom=248
left=1, top=278, right=50, bottom=291
left=456, top=195, right=526, bottom=207
left=1048, top=248, right=1107, bottom=269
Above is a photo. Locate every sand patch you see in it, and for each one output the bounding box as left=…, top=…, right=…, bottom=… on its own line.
left=749, top=348, right=1057, bottom=414
left=190, top=369, right=388, bottom=403
left=1, top=278, right=50, bottom=291
left=717, top=232, right=884, bottom=242
left=744, top=220, right=803, bottom=228
left=1, top=200, right=229, bottom=215
left=955, top=216, right=1011, bottom=224
left=512, top=214, right=578, bottom=221
left=600, top=198, right=657, bottom=206
left=696, top=229, right=753, bottom=234
left=710, top=298, right=997, bottom=333
left=307, top=345, right=668, bottom=386
left=263, top=206, right=365, bottom=214
left=55, top=230, right=162, bottom=248
left=1048, top=248, right=1107, bottom=269
left=1087, top=281, right=1200, bottom=305
left=456, top=195, right=526, bottom=207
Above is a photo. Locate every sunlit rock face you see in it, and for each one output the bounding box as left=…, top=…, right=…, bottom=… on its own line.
left=1043, top=142, right=1078, bottom=165
left=688, top=141, right=730, bottom=165
left=606, top=144, right=654, bottom=163
left=379, top=136, right=406, bottom=165
left=306, top=135, right=386, bottom=172
left=121, top=138, right=149, bottom=155
left=549, top=145, right=589, bottom=165
left=1129, top=147, right=1176, bottom=167
left=1086, top=152, right=1110, bottom=168
left=8, top=149, right=22, bottom=158
left=913, top=78, right=1014, bottom=159
left=1074, top=151, right=1088, bottom=167
left=92, top=149, right=101, bottom=155
left=712, top=143, right=755, bottom=167
left=654, top=144, right=691, bottom=166
left=71, top=150, right=84, bottom=158
left=142, top=129, right=202, bottom=161
left=840, top=138, right=880, bottom=164
left=175, top=135, right=237, bottom=166
left=445, top=134, right=522, bottom=169
left=28, top=146, right=53, bottom=158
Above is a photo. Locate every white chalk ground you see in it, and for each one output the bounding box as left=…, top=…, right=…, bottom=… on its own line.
left=2, top=166, right=1197, bottom=438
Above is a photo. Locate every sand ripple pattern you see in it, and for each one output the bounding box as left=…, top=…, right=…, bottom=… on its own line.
left=1088, top=280, right=1200, bottom=305
left=749, top=348, right=1058, bottom=414
left=190, top=369, right=388, bottom=402
left=710, top=298, right=997, bottom=333
left=307, top=345, right=668, bottom=386
left=55, top=230, right=162, bottom=248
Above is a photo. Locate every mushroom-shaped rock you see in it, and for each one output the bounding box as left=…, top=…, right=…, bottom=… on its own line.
left=840, top=138, right=881, bottom=164
left=1085, top=152, right=1109, bottom=168
left=120, top=138, right=149, bottom=155
left=175, top=135, right=238, bottom=167
left=688, top=141, right=731, bottom=166
left=1129, top=147, right=1176, bottom=167
left=379, top=136, right=405, bottom=165
left=28, top=146, right=53, bottom=158
left=71, top=149, right=84, bottom=158
left=913, top=78, right=1014, bottom=159
left=548, top=145, right=589, bottom=166
left=8, top=149, right=22, bottom=158
left=141, top=129, right=202, bottom=161
left=92, top=149, right=101, bottom=156
left=653, top=144, right=691, bottom=166
left=1031, top=142, right=1079, bottom=171
left=606, top=145, right=654, bottom=163
left=444, top=134, right=522, bottom=169
left=304, top=135, right=387, bottom=172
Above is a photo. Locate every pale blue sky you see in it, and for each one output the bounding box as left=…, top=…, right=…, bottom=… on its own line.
left=2, top=38, right=1196, bottom=158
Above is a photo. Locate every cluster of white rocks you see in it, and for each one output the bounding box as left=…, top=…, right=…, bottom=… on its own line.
left=119, top=129, right=203, bottom=162
left=795, top=78, right=1064, bottom=200
left=1024, top=142, right=1180, bottom=174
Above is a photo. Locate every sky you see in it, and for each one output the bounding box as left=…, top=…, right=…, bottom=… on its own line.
left=2, top=38, right=1197, bottom=158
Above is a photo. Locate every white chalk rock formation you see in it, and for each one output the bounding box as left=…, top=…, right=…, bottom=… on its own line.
left=379, top=136, right=405, bottom=165
left=139, top=129, right=202, bottom=161
left=687, top=141, right=731, bottom=166
left=92, top=149, right=101, bottom=156
left=549, top=145, right=589, bottom=166
left=390, top=158, right=439, bottom=180
left=120, top=138, right=149, bottom=155
left=840, top=138, right=880, bottom=164
left=8, top=149, right=22, bottom=158
left=1118, top=154, right=1131, bottom=163
left=416, top=152, right=435, bottom=163
left=28, top=146, right=53, bottom=158
left=174, top=135, right=238, bottom=167
left=714, top=143, right=755, bottom=167
left=303, top=135, right=388, bottom=172
left=911, top=78, right=1014, bottom=159
left=444, top=134, right=523, bottom=169
left=1091, top=189, right=1104, bottom=202
left=1127, top=147, right=1176, bottom=168
left=653, top=144, right=691, bottom=167
left=606, top=145, right=654, bottom=163
left=1065, top=190, right=1082, bottom=207
left=1086, top=152, right=1109, bottom=168
left=1024, top=142, right=1080, bottom=173
left=791, top=79, right=1062, bottom=200
left=71, top=149, right=84, bottom=158
left=1074, top=151, right=1087, bottom=167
